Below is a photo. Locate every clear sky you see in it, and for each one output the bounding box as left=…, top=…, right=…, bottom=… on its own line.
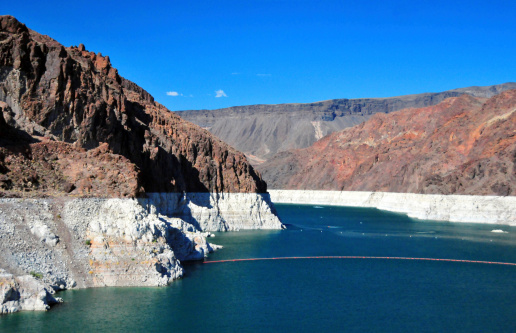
left=2, top=1, right=516, bottom=111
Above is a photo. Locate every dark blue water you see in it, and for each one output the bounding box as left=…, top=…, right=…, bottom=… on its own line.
left=2, top=204, right=516, bottom=332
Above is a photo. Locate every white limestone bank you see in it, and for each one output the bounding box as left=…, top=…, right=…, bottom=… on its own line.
left=144, top=192, right=283, bottom=231
left=0, top=193, right=282, bottom=314
left=1, top=270, right=63, bottom=314
left=269, top=190, right=516, bottom=226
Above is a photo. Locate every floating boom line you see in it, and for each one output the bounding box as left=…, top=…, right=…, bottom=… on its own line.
left=203, top=256, right=516, bottom=266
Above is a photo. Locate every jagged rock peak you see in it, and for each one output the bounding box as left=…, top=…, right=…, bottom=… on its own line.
left=0, top=15, right=29, bottom=34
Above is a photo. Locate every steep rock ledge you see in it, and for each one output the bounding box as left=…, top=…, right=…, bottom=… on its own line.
left=144, top=192, right=282, bottom=231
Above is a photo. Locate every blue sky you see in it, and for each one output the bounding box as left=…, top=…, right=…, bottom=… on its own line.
left=3, top=1, right=516, bottom=111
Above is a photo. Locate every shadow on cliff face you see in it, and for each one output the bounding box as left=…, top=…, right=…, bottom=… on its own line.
left=0, top=108, right=41, bottom=196
left=55, top=79, right=211, bottom=195
left=174, top=193, right=214, bottom=229
left=0, top=128, right=38, bottom=147
left=0, top=145, right=39, bottom=195
left=40, top=92, right=212, bottom=194
left=0, top=106, right=39, bottom=147
left=260, top=192, right=278, bottom=215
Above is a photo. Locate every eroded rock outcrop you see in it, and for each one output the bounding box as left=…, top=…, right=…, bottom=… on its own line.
left=1, top=270, right=63, bottom=314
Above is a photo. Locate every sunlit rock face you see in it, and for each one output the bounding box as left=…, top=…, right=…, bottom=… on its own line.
left=261, top=90, right=516, bottom=197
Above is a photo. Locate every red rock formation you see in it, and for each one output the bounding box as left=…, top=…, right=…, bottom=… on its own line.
left=258, top=90, right=516, bottom=196
left=0, top=15, right=266, bottom=196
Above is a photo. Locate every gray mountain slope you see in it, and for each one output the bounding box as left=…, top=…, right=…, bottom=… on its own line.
left=176, top=82, right=516, bottom=164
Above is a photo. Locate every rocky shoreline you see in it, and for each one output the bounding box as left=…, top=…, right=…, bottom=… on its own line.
left=0, top=193, right=283, bottom=314
left=0, top=15, right=285, bottom=315
left=269, top=190, right=516, bottom=225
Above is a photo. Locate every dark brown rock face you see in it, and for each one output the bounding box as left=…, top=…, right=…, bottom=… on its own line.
left=258, top=90, right=516, bottom=196
left=0, top=15, right=266, bottom=196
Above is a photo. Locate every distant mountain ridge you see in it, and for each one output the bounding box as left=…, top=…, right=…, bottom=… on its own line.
left=257, top=90, right=516, bottom=196
left=177, top=83, right=516, bottom=164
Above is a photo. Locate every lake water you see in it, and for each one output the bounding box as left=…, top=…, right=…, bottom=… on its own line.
left=2, top=204, right=516, bottom=332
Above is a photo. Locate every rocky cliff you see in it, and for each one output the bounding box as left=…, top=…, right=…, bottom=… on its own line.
left=258, top=90, right=516, bottom=196
left=0, top=15, right=283, bottom=314
left=176, top=83, right=516, bottom=164
left=0, top=15, right=265, bottom=195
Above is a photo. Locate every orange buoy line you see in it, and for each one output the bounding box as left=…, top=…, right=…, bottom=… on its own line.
left=203, top=256, right=516, bottom=266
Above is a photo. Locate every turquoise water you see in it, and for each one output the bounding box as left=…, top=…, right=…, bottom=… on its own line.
left=2, top=204, right=516, bottom=332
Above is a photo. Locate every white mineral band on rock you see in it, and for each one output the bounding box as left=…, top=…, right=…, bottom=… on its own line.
left=268, top=190, right=516, bottom=225
left=143, top=192, right=283, bottom=231
left=0, top=192, right=283, bottom=313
